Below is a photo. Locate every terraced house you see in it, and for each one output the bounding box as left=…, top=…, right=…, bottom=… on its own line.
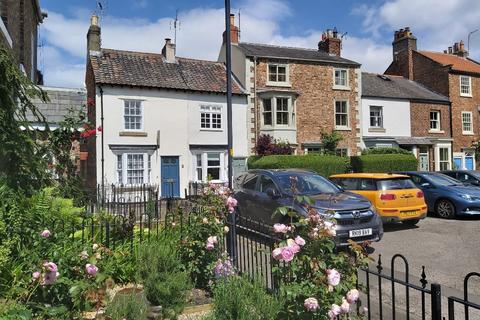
left=386, top=27, right=480, bottom=170
left=219, top=15, right=362, bottom=156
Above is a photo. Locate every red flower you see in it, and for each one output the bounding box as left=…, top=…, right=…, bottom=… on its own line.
left=97, top=126, right=103, bottom=132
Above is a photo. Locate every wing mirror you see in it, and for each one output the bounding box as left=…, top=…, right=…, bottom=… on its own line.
left=266, top=188, right=280, bottom=199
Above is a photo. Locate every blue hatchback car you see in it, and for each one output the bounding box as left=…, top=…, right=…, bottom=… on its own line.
left=398, top=171, right=480, bottom=218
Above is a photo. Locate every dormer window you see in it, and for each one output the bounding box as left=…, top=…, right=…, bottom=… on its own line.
left=460, top=76, right=472, bottom=97
left=267, top=64, right=289, bottom=86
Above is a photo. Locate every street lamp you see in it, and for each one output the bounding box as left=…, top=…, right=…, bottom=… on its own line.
left=468, top=29, right=479, bottom=53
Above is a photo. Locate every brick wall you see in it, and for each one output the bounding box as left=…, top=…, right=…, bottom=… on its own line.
left=0, top=0, right=40, bottom=83
left=410, top=102, right=451, bottom=138
left=253, top=58, right=361, bottom=155
left=448, top=73, right=480, bottom=153
left=83, top=61, right=97, bottom=190
left=412, top=52, right=450, bottom=97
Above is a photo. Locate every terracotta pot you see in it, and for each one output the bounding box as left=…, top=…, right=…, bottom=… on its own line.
left=80, top=151, right=88, bottom=160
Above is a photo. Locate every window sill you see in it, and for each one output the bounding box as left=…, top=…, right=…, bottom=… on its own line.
left=261, top=126, right=296, bottom=131
left=334, top=127, right=352, bottom=131
left=462, top=132, right=475, bottom=136
left=368, top=127, right=386, bottom=133
left=332, top=85, right=351, bottom=91
left=200, top=129, right=223, bottom=132
left=119, top=131, right=148, bottom=137
left=428, top=129, right=444, bottom=134
left=460, top=93, right=473, bottom=98
left=266, top=81, right=292, bottom=88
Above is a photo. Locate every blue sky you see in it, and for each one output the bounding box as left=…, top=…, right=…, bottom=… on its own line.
left=38, top=0, right=480, bottom=87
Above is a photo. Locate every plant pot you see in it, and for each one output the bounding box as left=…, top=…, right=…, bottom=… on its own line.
left=80, top=151, right=88, bottom=160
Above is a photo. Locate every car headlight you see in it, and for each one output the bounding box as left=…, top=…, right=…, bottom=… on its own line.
left=369, top=205, right=377, bottom=214
left=460, top=194, right=480, bottom=201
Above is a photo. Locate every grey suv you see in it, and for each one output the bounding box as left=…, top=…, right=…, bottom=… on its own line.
left=233, top=169, right=383, bottom=246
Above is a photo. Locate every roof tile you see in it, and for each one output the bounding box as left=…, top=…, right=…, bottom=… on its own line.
left=418, top=51, right=480, bottom=74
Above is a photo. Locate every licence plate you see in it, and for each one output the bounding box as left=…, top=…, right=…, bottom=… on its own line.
left=349, top=228, right=372, bottom=238
left=402, top=210, right=418, bottom=216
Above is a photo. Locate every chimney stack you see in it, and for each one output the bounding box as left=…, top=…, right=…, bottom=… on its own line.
left=390, top=27, right=417, bottom=80
left=318, top=28, right=342, bottom=56
left=447, top=40, right=468, bottom=58
left=87, top=14, right=101, bottom=55
left=222, top=14, right=239, bottom=44
left=162, top=38, right=176, bottom=63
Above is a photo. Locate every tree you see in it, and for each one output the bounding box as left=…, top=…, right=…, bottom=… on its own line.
left=321, top=131, right=343, bottom=155
left=0, top=48, right=50, bottom=193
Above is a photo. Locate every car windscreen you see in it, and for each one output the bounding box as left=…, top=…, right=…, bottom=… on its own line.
left=276, top=173, right=340, bottom=195
left=426, top=174, right=462, bottom=186
left=377, top=178, right=416, bottom=190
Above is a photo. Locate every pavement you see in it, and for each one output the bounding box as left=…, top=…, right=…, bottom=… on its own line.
left=366, top=214, right=480, bottom=319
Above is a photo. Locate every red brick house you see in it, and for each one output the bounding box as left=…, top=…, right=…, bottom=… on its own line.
left=385, top=28, right=480, bottom=170
left=218, top=15, right=362, bottom=156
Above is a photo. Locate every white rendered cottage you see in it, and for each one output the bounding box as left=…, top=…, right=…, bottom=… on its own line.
left=83, top=16, right=248, bottom=197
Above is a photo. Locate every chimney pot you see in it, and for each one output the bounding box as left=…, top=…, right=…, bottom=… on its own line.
left=448, top=47, right=453, bottom=54
left=222, top=13, right=239, bottom=44
left=91, top=14, right=99, bottom=27
left=230, top=13, right=235, bottom=26
left=165, top=38, right=171, bottom=44
left=162, top=38, right=176, bottom=63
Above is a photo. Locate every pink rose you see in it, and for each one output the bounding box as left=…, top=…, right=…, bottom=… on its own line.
left=326, top=268, right=341, bottom=286
left=289, top=243, right=300, bottom=254
left=346, top=288, right=360, bottom=304
left=43, top=262, right=57, bottom=273
left=273, top=223, right=289, bottom=233
left=207, top=236, right=218, bottom=244
left=43, top=271, right=59, bottom=285
left=79, top=251, right=89, bottom=260
left=304, top=297, right=319, bottom=311
left=280, top=247, right=295, bottom=262
left=294, top=235, right=306, bottom=246
left=324, top=221, right=337, bottom=237
left=85, top=263, right=98, bottom=276
left=226, top=196, right=238, bottom=213
left=206, top=242, right=215, bottom=251
left=40, top=229, right=51, bottom=238
left=32, top=271, right=41, bottom=280
left=272, top=247, right=283, bottom=260
left=328, top=304, right=342, bottom=320
left=341, top=298, right=350, bottom=314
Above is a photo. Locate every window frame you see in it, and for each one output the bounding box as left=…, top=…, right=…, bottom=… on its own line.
left=123, top=100, right=144, bottom=131
left=369, top=105, right=383, bottom=128
left=191, top=151, right=226, bottom=182
left=461, top=111, right=473, bottom=134
left=429, top=110, right=441, bottom=131
left=333, top=68, right=349, bottom=89
left=460, top=75, right=472, bottom=97
left=439, top=147, right=450, bottom=171
left=200, top=105, right=223, bottom=131
left=116, top=152, right=151, bottom=185
left=334, top=100, right=349, bottom=129
left=267, top=63, right=290, bottom=86
left=261, top=96, right=294, bottom=128
left=335, top=148, right=349, bottom=157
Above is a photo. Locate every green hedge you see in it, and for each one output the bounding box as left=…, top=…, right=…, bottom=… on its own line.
left=362, top=147, right=412, bottom=155
left=351, top=154, right=418, bottom=173
left=247, top=155, right=350, bottom=177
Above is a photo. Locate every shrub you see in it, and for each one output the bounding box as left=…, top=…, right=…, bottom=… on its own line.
left=137, top=236, right=191, bottom=318
left=255, top=134, right=293, bottom=156
left=351, top=154, right=418, bottom=173
left=105, top=291, right=149, bottom=320
left=211, top=275, right=283, bottom=320
left=248, top=155, right=350, bottom=177
left=362, top=147, right=412, bottom=155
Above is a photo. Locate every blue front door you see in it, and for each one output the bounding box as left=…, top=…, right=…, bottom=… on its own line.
left=161, top=156, right=180, bottom=198
left=454, top=157, right=462, bottom=170
left=465, top=156, right=474, bottom=170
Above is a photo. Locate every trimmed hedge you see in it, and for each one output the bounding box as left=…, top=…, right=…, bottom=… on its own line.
left=362, top=147, right=412, bottom=155
left=351, top=154, right=418, bottom=173
left=247, top=154, right=350, bottom=177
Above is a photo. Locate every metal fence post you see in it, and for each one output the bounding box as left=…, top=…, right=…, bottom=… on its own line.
left=431, top=283, right=442, bottom=320
left=227, top=211, right=237, bottom=266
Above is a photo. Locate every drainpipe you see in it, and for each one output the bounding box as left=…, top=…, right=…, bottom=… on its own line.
left=99, top=85, right=105, bottom=203
left=253, top=56, right=258, bottom=153
left=449, top=101, right=454, bottom=169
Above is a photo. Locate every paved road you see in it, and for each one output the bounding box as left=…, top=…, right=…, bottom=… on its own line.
left=366, top=215, right=480, bottom=319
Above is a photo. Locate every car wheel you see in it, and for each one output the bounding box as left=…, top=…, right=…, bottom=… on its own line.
left=402, top=219, right=419, bottom=226
left=435, top=199, right=456, bottom=219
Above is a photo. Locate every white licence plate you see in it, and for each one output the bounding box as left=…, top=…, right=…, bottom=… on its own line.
left=349, top=228, right=373, bottom=238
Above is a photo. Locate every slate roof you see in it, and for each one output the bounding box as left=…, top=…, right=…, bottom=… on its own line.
left=361, top=73, right=450, bottom=104
left=418, top=51, right=480, bottom=74
left=237, top=42, right=361, bottom=67
left=89, top=49, right=244, bottom=94
left=28, top=86, right=86, bottom=126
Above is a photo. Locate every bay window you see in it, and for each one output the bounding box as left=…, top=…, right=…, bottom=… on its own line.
left=193, top=152, right=226, bottom=182
left=116, top=153, right=151, bottom=185
left=261, top=96, right=294, bottom=128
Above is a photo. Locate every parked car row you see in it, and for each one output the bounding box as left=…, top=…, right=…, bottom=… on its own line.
left=233, top=169, right=480, bottom=247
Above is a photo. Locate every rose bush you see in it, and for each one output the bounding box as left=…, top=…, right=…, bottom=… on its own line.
left=271, top=193, right=370, bottom=319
